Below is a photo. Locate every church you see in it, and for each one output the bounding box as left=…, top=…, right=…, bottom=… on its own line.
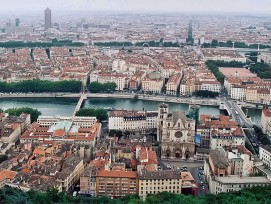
left=157, top=103, right=195, bottom=160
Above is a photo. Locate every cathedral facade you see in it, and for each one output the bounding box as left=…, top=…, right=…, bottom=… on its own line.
left=157, top=104, right=195, bottom=160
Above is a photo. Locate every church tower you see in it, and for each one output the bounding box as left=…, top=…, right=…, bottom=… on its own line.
left=157, top=103, right=168, bottom=142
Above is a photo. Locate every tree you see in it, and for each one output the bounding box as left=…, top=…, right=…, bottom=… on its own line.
left=195, top=90, right=219, bottom=98
left=75, top=108, right=108, bottom=121
left=0, top=155, right=8, bottom=164
left=0, top=41, right=85, bottom=48
left=116, top=130, right=123, bottom=138
left=0, top=80, right=82, bottom=93
left=88, top=82, right=117, bottom=93
left=123, top=130, right=131, bottom=137
left=109, top=130, right=117, bottom=137
left=5, top=107, right=42, bottom=122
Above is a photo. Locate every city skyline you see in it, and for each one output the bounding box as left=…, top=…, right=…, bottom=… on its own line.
left=0, top=0, right=271, bottom=14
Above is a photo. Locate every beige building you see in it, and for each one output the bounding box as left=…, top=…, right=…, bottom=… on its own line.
left=142, top=79, right=164, bottom=94
left=108, top=110, right=158, bottom=132
left=96, top=170, right=138, bottom=198
left=80, top=167, right=98, bottom=196
left=259, top=145, right=271, bottom=170
left=142, top=70, right=164, bottom=94
left=138, top=170, right=182, bottom=201
left=246, top=87, right=258, bottom=102
left=56, top=157, right=84, bottom=192
left=261, top=109, right=271, bottom=135
left=204, top=150, right=271, bottom=194
left=166, top=73, right=181, bottom=95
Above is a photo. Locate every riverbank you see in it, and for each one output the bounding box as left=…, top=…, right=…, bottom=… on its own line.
left=0, top=93, right=80, bottom=98
left=87, top=93, right=220, bottom=106
left=0, top=92, right=266, bottom=109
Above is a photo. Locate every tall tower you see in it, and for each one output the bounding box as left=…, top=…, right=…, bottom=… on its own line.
left=44, top=8, right=52, bottom=30
left=15, top=18, right=20, bottom=27
left=186, top=20, right=194, bottom=45
left=157, top=103, right=169, bottom=142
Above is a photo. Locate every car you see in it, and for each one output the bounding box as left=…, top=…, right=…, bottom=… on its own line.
left=198, top=166, right=204, bottom=170
left=182, top=165, right=188, bottom=169
left=199, top=171, right=204, bottom=175
left=182, top=169, right=187, bottom=172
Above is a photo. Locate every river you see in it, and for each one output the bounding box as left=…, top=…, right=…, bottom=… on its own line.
left=0, top=97, right=227, bottom=116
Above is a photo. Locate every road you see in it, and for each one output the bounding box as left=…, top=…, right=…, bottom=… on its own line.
left=161, top=160, right=208, bottom=196
left=224, top=100, right=253, bottom=128
left=224, top=100, right=260, bottom=154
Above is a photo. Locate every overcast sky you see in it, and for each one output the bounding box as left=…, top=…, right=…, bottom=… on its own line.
left=1, top=0, right=271, bottom=14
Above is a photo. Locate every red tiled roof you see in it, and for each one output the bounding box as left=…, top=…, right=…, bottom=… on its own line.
left=97, top=170, right=137, bottom=178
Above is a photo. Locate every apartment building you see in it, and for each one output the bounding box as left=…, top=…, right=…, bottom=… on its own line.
left=56, top=157, right=84, bottom=192
left=80, top=167, right=98, bottom=196
left=198, top=80, right=221, bottom=93
left=37, top=116, right=97, bottom=128
left=166, top=73, right=181, bottom=95
left=141, top=70, right=164, bottom=94
left=21, top=118, right=101, bottom=146
left=261, top=109, right=271, bottom=135
left=197, top=115, right=245, bottom=149
left=138, top=171, right=182, bottom=201
left=202, top=49, right=246, bottom=63
left=259, top=145, right=271, bottom=170
left=0, top=170, right=17, bottom=189
left=96, top=170, right=138, bottom=198
left=108, top=110, right=158, bottom=132
left=204, top=150, right=271, bottom=194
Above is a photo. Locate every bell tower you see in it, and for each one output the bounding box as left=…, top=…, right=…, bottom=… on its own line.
left=157, top=103, right=168, bottom=142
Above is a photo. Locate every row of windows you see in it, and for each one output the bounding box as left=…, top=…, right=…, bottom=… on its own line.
left=141, top=186, right=179, bottom=190
left=141, top=190, right=179, bottom=195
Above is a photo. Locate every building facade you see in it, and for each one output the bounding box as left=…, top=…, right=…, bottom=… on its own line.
left=138, top=171, right=182, bottom=201
left=44, top=8, right=52, bottom=30
left=109, top=110, right=158, bottom=132
left=157, top=104, right=195, bottom=160
left=259, top=145, right=271, bottom=170
left=96, top=170, right=138, bottom=198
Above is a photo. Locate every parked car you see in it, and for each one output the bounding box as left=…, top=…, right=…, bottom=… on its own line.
left=198, top=166, right=204, bottom=170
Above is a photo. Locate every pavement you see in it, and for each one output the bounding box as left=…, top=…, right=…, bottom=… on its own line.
left=161, top=160, right=209, bottom=196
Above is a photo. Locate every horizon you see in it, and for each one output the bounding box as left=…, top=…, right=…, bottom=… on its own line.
left=0, top=0, right=271, bottom=15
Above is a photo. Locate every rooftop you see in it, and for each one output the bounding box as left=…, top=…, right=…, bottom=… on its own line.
left=209, top=150, right=230, bottom=169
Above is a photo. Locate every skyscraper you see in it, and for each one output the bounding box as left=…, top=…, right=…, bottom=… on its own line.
left=44, top=8, right=52, bottom=30
left=15, top=18, right=20, bottom=27
left=186, top=20, right=194, bottom=45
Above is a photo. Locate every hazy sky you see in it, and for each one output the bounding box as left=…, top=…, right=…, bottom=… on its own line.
left=1, top=0, right=271, bottom=14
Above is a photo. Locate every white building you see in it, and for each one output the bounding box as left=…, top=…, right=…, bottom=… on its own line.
left=97, top=74, right=127, bottom=91
left=230, top=85, right=246, bottom=100
left=259, top=145, right=271, bottom=170
left=261, top=109, right=271, bottom=135
left=108, top=110, right=158, bottom=132
left=37, top=116, right=97, bottom=128
left=199, top=81, right=221, bottom=93
left=112, top=59, right=126, bottom=73
left=204, top=150, right=271, bottom=195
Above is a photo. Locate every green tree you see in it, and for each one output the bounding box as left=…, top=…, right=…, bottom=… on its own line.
left=0, top=155, right=8, bottom=164
left=195, top=90, right=219, bottom=98
left=109, top=130, right=117, bottom=137
left=5, top=107, right=42, bottom=122
left=76, top=108, right=108, bottom=121
left=89, top=82, right=117, bottom=93
left=0, top=80, right=82, bottom=93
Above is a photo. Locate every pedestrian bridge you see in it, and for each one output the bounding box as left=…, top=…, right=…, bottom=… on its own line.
left=73, top=93, right=87, bottom=117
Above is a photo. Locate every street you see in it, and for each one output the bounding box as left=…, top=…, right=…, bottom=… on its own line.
left=160, top=160, right=208, bottom=196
